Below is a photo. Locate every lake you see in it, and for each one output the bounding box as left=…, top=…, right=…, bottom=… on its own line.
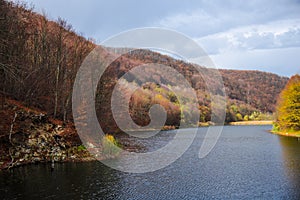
left=1, top=125, right=300, bottom=199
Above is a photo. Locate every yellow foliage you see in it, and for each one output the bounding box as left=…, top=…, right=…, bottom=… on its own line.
left=103, top=134, right=117, bottom=146
left=102, top=134, right=119, bottom=156
left=155, top=94, right=164, bottom=100
left=275, top=74, right=300, bottom=131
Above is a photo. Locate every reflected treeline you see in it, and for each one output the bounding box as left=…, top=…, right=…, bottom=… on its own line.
left=278, top=136, right=300, bottom=196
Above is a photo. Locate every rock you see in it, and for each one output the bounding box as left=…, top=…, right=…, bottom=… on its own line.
left=39, top=142, right=47, bottom=147
left=33, top=157, right=41, bottom=162
left=54, top=125, right=64, bottom=134
left=24, top=149, right=31, bottom=154
left=37, top=137, right=44, bottom=144
left=33, top=152, right=39, bottom=157
left=32, top=113, right=48, bottom=124
left=53, top=134, right=62, bottom=141
left=55, top=152, right=62, bottom=157
left=14, top=152, right=20, bottom=157
left=53, top=157, right=59, bottom=162
left=27, top=138, right=37, bottom=146
left=86, top=142, right=96, bottom=148
left=11, top=131, right=27, bottom=145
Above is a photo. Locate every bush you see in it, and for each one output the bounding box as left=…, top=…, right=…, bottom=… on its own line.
left=77, top=145, right=86, bottom=151
left=102, top=134, right=120, bottom=156
left=236, top=113, right=243, bottom=121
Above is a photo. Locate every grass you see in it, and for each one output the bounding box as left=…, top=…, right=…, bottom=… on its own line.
left=77, top=145, right=86, bottom=151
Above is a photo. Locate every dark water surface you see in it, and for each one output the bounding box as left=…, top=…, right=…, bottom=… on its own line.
left=1, top=125, right=300, bottom=199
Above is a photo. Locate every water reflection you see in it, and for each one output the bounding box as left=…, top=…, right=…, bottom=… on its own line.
left=278, top=136, right=300, bottom=196
left=0, top=162, right=121, bottom=199
left=1, top=127, right=300, bottom=199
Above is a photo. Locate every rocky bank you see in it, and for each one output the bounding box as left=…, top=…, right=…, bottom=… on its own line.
left=0, top=99, right=96, bottom=170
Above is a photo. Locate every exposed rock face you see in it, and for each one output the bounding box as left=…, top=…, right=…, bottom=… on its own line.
left=0, top=99, right=145, bottom=170
left=0, top=101, right=96, bottom=169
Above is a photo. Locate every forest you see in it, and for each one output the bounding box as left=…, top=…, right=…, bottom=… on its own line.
left=0, top=0, right=289, bottom=133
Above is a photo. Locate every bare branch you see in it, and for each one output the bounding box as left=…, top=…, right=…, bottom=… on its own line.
left=9, top=112, right=17, bottom=145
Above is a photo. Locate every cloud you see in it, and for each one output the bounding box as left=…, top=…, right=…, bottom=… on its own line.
left=196, top=19, right=300, bottom=54
left=22, top=0, right=300, bottom=76
left=23, top=0, right=204, bottom=41
left=155, top=0, right=300, bottom=38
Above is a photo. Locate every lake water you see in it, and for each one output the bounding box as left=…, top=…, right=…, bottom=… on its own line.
left=1, top=125, right=300, bottom=199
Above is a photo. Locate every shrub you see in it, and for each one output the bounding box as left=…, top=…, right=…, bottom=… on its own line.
left=77, top=145, right=86, bottom=151
left=102, top=134, right=120, bottom=156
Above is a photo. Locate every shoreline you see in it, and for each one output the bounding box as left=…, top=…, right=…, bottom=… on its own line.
left=269, top=130, right=300, bottom=138
left=228, top=120, right=273, bottom=126
left=3, top=122, right=298, bottom=170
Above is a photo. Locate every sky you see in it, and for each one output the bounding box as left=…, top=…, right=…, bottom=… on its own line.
left=21, top=0, right=300, bottom=77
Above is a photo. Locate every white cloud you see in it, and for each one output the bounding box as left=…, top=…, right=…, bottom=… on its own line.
left=155, top=0, right=300, bottom=37
left=196, top=19, right=300, bottom=54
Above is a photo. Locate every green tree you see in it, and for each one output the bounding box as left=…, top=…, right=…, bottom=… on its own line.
left=275, top=74, right=300, bottom=131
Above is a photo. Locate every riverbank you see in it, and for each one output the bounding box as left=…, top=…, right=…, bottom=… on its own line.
left=229, top=120, right=273, bottom=126
left=270, top=130, right=300, bottom=138
left=0, top=103, right=95, bottom=170
left=0, top=98, right=148, bottom=170
left=0, top=99, right=98, bottom=170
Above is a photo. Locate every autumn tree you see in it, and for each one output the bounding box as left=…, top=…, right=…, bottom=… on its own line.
left=275, top=74, right=300, bottom=132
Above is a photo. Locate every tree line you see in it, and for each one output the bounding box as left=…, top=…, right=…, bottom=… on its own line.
left=0, top=0, right=94, bottom=122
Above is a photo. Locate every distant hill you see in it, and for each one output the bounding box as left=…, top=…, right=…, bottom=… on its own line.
left=94, top=49, right=288, bottom=131
left=220, top=69, right=288, bottom=112
left=119, top=49, right=288, bottom=113
left=0, top=0, right=289, bottom=134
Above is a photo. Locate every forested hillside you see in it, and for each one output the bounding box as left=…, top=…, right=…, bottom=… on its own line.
left=0, top=0, right=288, bottom=135
left=0, top=0, right=95, bottom=121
